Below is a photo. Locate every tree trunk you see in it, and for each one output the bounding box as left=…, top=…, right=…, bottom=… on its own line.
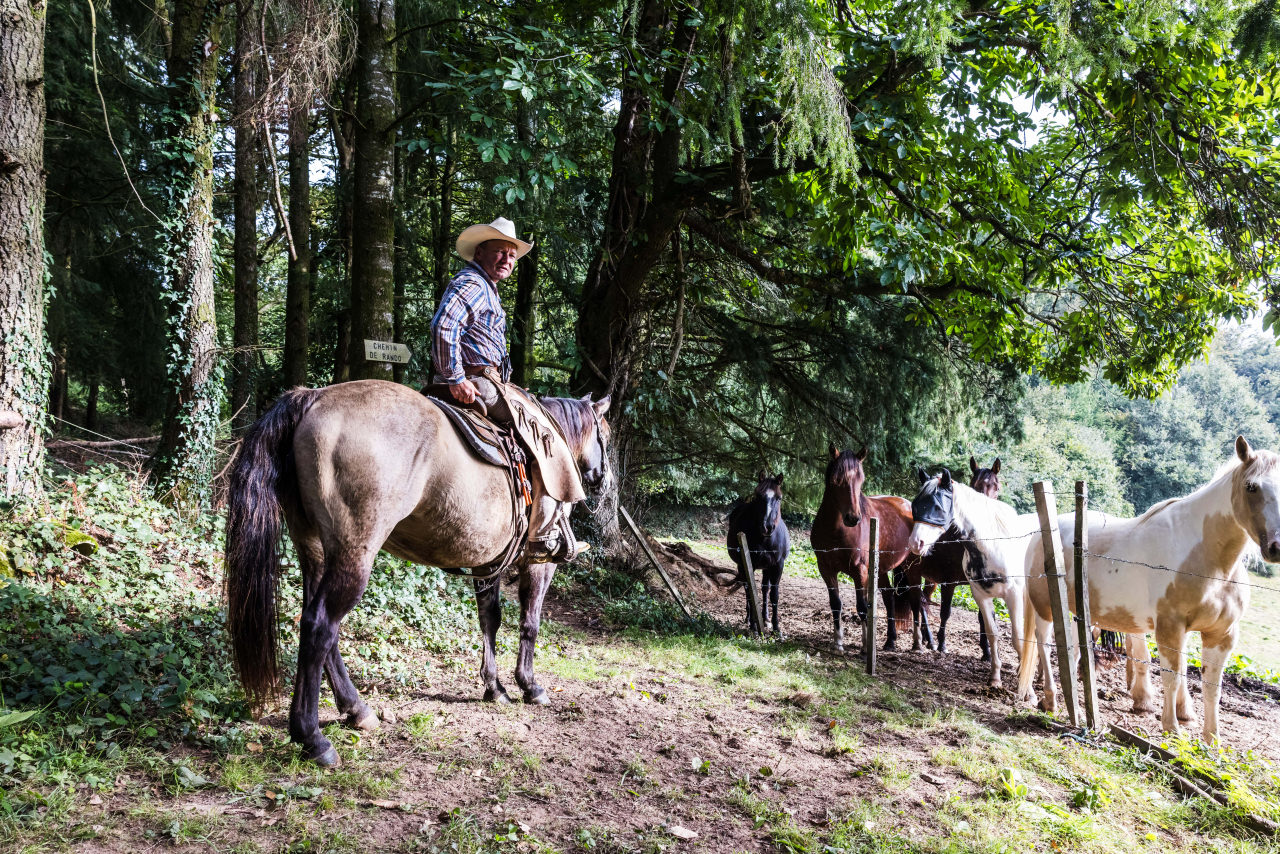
left=150, top=0, right=226, bottom=504
left=348, top=0, right=397, bottom=382
left=232, top=0, right=262, bottom=433
left=332, top=308, right=351, bottom=385
left=392, top=117, right=407, bottom=384
left=0, top=0, right=49, bottom=498
left=284, top=85, right=312, bottom=388
left=85, top=375, right=99, bottom=432
left=511, top=101, right=537, bottom=387
left=49, top=344, right=66, bottom=424
left=573, top=0, right=696, bottom=406
left=511, top=244, right=538, bottom=387
left=432, top=117, right=454, bottom=304
left=329, top=78, right=355, bottom=382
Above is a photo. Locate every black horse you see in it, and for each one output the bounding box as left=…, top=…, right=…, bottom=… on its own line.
left=727, top=472, right=790, bottom=634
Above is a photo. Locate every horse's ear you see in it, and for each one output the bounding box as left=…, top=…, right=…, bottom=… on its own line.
left=991, top=458, right=1001, bottom=475
left=592, top=394, right=611, bottom=417
left=828, top=443, right=840, bottom=460
left=916, top=466, right=929, bottom=485
left=775, top=473, right=784, bottom=487
left=854, top=445, right=868, bottom=462
left=1236, top=435, right=1255, bottom=464
left=756, top=468, right=767, bottom=481
left=969, top=456, right=979, bottom=475
left=939, top=467, right=953, bottom=489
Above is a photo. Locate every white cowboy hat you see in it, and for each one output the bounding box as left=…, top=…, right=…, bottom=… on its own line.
left=455, top=217, right=534, bottom=262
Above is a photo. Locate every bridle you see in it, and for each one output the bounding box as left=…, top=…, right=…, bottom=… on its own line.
left=575, top=400, right=611, bottom=515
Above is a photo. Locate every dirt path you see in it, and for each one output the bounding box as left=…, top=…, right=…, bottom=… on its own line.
left=67, top=570, right=1280, bottom=853
left=699, top=571, right=1280, bottom=757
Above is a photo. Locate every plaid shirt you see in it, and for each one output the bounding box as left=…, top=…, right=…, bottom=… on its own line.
left=431, top=262, right=509, bottom=383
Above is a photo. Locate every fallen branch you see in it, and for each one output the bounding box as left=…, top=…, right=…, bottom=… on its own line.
left=47, top=436, right=160, bottom=449
left=1108, top=723, right=1279, bottom=836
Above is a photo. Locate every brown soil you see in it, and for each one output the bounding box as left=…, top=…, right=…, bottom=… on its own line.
left=696, top=568, right=1280, bottom=757
left=69, top=557, right=1280, bottom=853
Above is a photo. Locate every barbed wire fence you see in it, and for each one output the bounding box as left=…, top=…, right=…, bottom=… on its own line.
left=728, top=478, right=1280, bottom=737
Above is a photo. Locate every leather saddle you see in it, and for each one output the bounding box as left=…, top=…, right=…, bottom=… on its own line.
left=422, top=390, right=532, bottom=578
left=424, top=394, right=508, bottom=469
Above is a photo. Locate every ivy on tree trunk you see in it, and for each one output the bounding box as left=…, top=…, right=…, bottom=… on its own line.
left=0, top=0, right=49, bottom=499
left=348, top=0, right=396, bottom=382
left=150, top=0, right=225, bottom=506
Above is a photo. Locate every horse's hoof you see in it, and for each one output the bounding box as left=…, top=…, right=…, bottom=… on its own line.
left=484, top=689, right=513, bottom=704
left=351, top=711, right=381, bottom=732
left=524, top=687, right=551, bottom=706
left=832, top=644, right=845, bottom=655
left=308, top=745, right=341, bottom=767
left=1131, top=701, right=1158, bottom=714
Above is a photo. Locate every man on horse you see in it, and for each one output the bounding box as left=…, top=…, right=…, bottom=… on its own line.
left=431, top=216, right=589, bottom=564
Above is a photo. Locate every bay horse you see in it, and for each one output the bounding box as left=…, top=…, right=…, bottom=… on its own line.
left=811, top=445, right=917, bottom=652
left=224, top=380, right=611, bottom=766
left=902, top=457, right=1002, bottom=655
left=1017, top=436, right=1280, bottom=742
left=726, top=472, right=790, bottom=634
left=907, top=468, right=1039, bottom=688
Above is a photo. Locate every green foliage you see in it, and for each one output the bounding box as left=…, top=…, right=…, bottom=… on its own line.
left=1164, top=733, right=1280, bottom=823
left=0, top=463, right=477, bottom=791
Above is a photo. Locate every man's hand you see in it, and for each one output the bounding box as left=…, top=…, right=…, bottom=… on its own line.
left=448, top=379, right=479, bottom=404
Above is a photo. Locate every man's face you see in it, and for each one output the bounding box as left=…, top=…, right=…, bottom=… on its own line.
left=474, top=240, right=520, bottom=282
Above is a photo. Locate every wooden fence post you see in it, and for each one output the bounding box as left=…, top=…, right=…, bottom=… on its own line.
left=865, top=517, right=879, bottom=675
left=1033, top=481, right=1080, bottom=726
left=619, top=506, right=693, bottom=622
left=737, top=532, right=765, bottom=638
left=1074, top=481, right=1100, bottom=731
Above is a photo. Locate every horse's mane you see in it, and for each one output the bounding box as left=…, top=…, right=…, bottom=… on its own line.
left=1133, top=448, right=1280, bottom=525
left=951, top=481, right=1021, bottom=537
left=538, top=396, right=593, bottom=448
left=826, top=451, right=862, bottom=486
left=755, top=476, right=783, bottom=498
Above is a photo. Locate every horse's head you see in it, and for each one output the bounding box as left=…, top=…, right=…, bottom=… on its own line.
left=908, top=467, right=955, bottom=556
left=540, top=394, right=613, bottom=495
left=752, top=471, right=785, bottom=538
left=969, top=456, right=1001, bottom=498
left=1231, top=436, right=1280, bottom=563
left=824, top=443, right=867, bottom=528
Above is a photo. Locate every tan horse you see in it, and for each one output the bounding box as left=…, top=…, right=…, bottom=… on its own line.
left=1016, top=436, right=1280, bottom=742
left=224, top=380, right=611, bottom=766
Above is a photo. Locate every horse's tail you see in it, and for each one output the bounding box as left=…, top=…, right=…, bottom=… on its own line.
left=1015, top=583, right=1039, bottom=701
left=888, top=566, right=914, bottom=633
left=224, top=387, right=320, bottom=706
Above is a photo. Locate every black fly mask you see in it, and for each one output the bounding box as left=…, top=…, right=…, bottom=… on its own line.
left=911, top=467, right=955, bottom=529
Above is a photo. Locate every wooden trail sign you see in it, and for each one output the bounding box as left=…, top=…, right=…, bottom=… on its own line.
left=363, top=340, right=412, bottom=364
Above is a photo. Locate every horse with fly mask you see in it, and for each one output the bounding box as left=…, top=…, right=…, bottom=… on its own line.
left=899, top=457, right=1002, bottom=655
left=908, top=467, right=1039, bottom=688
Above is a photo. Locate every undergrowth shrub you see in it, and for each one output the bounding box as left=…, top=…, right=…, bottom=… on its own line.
left=0, top=463, right=481, bottom=786
left=556, top=557, right=727, bottom=637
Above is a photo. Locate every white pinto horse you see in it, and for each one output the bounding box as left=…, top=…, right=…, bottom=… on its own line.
left=907, top=468, right=1040, bottom=688
left=1016, top=436, right=1280, bottom=743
